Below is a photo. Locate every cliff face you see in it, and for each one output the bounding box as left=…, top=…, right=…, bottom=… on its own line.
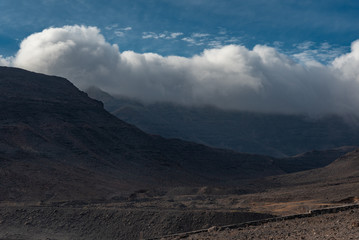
left=0, top=67, right=283, bottom=201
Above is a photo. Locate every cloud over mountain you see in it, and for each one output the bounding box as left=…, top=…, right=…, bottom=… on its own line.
left=3, top=25, right=359, bottom=116
left=0, top=55, right=11, bottom=66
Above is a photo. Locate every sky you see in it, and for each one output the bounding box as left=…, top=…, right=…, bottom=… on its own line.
left=1, top=0, right=359, bottom=116
left=1, top=0, right=359, bottom=58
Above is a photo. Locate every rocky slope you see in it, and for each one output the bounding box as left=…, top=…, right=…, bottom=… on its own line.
left=0, top=67, right=284, bottom=202
left=257, top=148, right=359, bottom=190
left=0, top=204, right=272, bottom=240
left=273, top=146, right=356, bottom=173
left=161, top=207, right=359, bottom=240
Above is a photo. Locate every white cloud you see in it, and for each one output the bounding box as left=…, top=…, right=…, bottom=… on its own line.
left=294, top=41, right=315, bottom=50
left=192, top=33, right=210, bottom=38
left=112, top=26, right=132, bottom=37
left=0, top=55, right=12, bottom=66
left=120, top=27, right=132, bottom=31
left=182, top=37, right=202, bottom=45
left=168, top=32, right=183, bottom=39
left=208, top=40, right=223, bottom=48
left=332, top=40, right=359, bottom=82
left=225, top=37, right=242, bottom=44
left=142, top=32, right=157, bottom=39
left=8, top=25, right=359, bottom=116
left=114, top=30, right=125, bottom=37
left=181, top=33, right=210, bottom=46
left=106, top=26, right=132, bottom=37
left=105, top=24, right=118, bottom=30
left=290, top=41, right=348, bottom=65
left=182, top=33, right=240, bottom=48
left=142, top=31, right=183, bottom=40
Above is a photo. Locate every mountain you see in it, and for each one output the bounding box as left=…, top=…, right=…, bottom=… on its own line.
left=273, top=146, right=356, bottom=173
left=1, top=67, right=359, bottom=240
left=87, top=87, right=359, bottom=157
left=249, top=147, right=359, bottom=202
left=0, top=67, right=285, bottom=202
left=281, top=148, right=359, bottom=185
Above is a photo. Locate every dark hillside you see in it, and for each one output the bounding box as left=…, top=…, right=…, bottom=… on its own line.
left=0, top=67, right=283, bottom=202
left=87, top=87, right=359, bottom=157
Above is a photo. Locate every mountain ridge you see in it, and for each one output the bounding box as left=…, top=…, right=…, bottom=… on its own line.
left=0, top=67, right=285, bottom=202
left=87, top=86, right=359, bottom=157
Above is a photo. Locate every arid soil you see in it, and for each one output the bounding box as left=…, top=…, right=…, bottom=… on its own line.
left=0, top=177, right=359, bottom=240
left=0, top=201, right=271, bottom=240
left=1, top=182, right=358, bottom=240
left=162, top=207, right=359, bottom=240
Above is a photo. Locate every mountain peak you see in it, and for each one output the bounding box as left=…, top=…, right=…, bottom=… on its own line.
left=0, top=67, right=102, bottom=108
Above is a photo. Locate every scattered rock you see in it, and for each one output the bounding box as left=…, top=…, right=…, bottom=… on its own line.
left=208, top=226, right=219, bottom=232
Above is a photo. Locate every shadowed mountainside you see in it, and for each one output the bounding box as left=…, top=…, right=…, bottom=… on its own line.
left=272, top=148, right=359, bottom=188
left=87, top=87, right=359, bottom=157
left=243, top=148, right=359, bottom=205
left=1, top=67, right=359, bottom=240
left=273, top=146, right=356, bottom=173
left=0, top=67, right=286, bottom=202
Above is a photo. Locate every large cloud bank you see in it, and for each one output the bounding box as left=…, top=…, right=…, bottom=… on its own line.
left=2, top=25, right=359, bottom=116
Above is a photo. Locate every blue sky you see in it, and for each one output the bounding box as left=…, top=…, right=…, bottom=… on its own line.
left=1, top=0, right=359, bottom=60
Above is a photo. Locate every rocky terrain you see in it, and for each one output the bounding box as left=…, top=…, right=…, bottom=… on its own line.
left=0, top=202, right=272, bottom=240
left=160, top=207, right=359, bottom=240
left=153, top=150, right=359, bottom=239
left=273, top=146, right=356, bottom=173
left=1, top=67, right=359, bottom=240
left=0, top=66, right=287, bottom=202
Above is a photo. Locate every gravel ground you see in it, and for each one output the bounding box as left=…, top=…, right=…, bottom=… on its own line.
left=162, top=208, right=359, bottom=240
left=0, top=204, right=271, bottom=240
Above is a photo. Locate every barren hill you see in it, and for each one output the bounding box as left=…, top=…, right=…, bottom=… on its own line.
left=2, top=67, right=358, bottom=240
left=0, top=67, right=284, bottom=202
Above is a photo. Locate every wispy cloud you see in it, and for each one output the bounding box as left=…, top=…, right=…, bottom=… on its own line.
left=294, top=41, right=315, bottom=50
left=169, top=32, right=183, bottom=39
left=182, top=37, right=202, bottom=45
left=181, top=32, right=210, bottom=46
left=225, top=37, right=242, bottom=44
left=105, top=24, right=118, bottom=31
left=142, top=31, right=183, bottom=40
left=114, top=30, right=125, bottom=37
left=208, top=40, right=222, bottom=48
left=113, top=26, right=132, bottom=37
left=192, top=33, right=210, bottom=38
left=182, top=32, right=241, bottom=48
left=218, top=29, right=227, bottom=35
left=290, top=41, right=349, bottom=65
left=121, top=27, right=132, bottom=31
